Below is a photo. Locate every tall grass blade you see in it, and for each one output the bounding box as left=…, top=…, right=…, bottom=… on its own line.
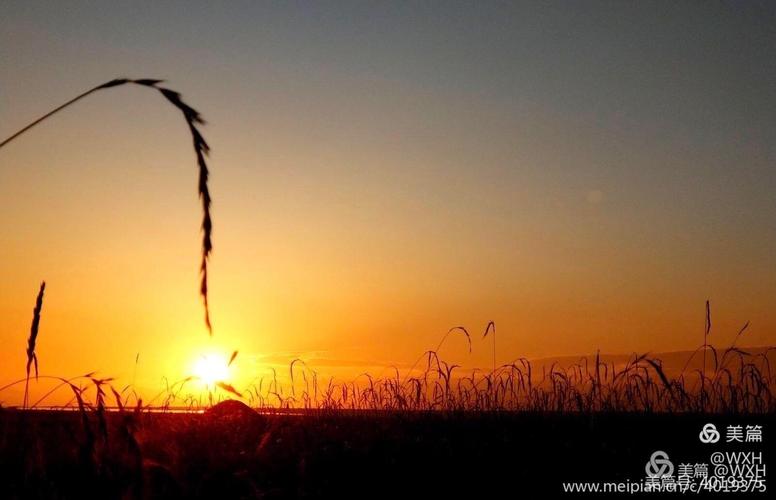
left=23, top=281, right=46, bottom=408
left=0, top=78, right=214, bottom=334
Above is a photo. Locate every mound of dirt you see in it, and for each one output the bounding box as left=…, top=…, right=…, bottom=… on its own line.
left=205, top=399, right=260, bottom=422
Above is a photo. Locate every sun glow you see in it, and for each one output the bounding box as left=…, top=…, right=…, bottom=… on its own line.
left=193, top=353, right=230, bottom=385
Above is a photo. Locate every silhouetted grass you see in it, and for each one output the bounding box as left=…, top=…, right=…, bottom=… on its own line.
left=23, top=281, right=45, bottom=408
left=1, top=304, right=773, bottom=498
left=0, top=78, right=214, bottom=334
left=6, top=313, right=774, bottom=414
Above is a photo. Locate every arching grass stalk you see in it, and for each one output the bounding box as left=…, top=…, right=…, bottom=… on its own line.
left=0, top=78, right=214, bottom=334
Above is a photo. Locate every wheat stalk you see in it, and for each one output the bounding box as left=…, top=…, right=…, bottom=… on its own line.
left=483, top=321, right=496, bottom=376
left=23, top=281, right=46, bottom=408
left=0, top=78, right=214, bottom=334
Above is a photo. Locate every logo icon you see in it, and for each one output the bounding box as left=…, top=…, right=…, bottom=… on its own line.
left=645, top=450, right=674, bottom=478
left=699, top=423, right=720, bottom=444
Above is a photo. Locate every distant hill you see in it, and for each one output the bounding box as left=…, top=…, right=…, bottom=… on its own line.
left=526, top=346, right=775, bottom=379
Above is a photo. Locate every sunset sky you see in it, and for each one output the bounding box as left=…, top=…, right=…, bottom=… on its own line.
left=1, top=2, right=774, bottom=402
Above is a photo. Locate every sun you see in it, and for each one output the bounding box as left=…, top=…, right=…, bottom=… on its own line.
left=193, top=353, right=230, bottom=385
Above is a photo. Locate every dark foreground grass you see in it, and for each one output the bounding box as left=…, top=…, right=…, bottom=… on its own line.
left=0, top=404, right=773, bottom=499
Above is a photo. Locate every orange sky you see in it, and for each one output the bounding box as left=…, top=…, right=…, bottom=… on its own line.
left=1, top=2, right=775, bottom=405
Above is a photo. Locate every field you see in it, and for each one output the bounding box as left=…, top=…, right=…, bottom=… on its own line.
left=1, top=341, right=774, bottom=498
left=1, top=406, right=773, bottom=498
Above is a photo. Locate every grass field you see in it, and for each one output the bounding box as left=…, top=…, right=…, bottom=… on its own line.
left=1, top=405, right=772, bottom=498
left=0, top=339, right=773, bottom=498
left=1, top=291, right=773, bottom=497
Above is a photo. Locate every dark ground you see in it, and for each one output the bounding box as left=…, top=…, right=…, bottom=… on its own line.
left=0, top=403, right=772, bottom=498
